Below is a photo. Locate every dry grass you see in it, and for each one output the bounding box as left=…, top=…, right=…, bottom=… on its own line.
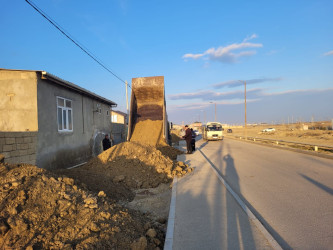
left=227, top=122, right=333, bottom=146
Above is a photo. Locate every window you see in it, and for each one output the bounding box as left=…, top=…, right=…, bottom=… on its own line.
left=106, top=110, right=109, bottom=116
left=111, top=115, right=117, bottom=123
left=57, top=97, right=73, bottom=132
left=207, top=125, right=222, bottom=131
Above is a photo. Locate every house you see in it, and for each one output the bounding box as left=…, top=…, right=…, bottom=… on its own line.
left=110, top=110, right=127, bottom=145
left=190, top=122, right=202, bottom=132
left=111, top=110, right=127, bottom=124
left=0, top=68, right=117, bottom=169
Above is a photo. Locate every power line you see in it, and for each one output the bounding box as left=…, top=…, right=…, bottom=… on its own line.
left=25, top=0, right=130, bottom=88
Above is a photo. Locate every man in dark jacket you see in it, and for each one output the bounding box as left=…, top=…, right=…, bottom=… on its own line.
left=102, top=134, right=111, bottom=151
left=183, top=125, right=192, bottom=154
left=191, top=128, right=196, bottom=151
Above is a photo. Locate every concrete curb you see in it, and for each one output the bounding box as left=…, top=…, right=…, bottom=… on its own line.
left=164, top=177, right=178, bottom=250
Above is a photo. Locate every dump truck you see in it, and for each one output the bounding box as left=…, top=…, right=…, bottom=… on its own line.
left=127, top=76, right=170, bottom=146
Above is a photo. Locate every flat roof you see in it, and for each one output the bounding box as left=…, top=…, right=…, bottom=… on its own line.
left=1, top=68, right=117, bottom=107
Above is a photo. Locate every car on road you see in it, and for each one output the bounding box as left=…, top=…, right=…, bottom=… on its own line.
left=262, top=128, right=276, bottom=132
left=193, top=130, right=200, bottom=136
left=227, top=129, right=233, bottom=133
left=202, top=122, right=223, bottom=141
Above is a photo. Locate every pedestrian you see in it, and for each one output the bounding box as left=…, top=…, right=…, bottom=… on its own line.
left=102, top=134, right=111, bottom=151
left=191, top=128, right=196, bottom=151
left=183, top=125, right=192, bottom=154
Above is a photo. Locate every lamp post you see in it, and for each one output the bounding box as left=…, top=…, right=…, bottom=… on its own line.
left=201, top=109, right=206, bottom=124
left=238, top=80, right=247, bottom=139
left=209, top=101, right=217, bottom=122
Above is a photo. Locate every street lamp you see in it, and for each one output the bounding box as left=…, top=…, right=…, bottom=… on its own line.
left=209, top=101, right=217, bottom=122
left=238, top=80, right=247, bottom=139
left=200, top=109, right=206, bottom=124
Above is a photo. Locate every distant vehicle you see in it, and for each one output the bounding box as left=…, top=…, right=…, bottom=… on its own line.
left=193, top=129, right=200, bottom=136
left=262, top=128, right=275, bottom=132
left=202, top=122, right=223, bottom=141
left=227, top=129, right=233, bottom=133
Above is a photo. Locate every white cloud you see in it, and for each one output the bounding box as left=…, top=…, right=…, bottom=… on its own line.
left=243, top=33, right=258, bottom=42
left=262, top=88, right=333, bottom=96
left=183, top=53, right=205, bottom=60
left=167, top=99, right=260, bottom=111
left=323, top=50, right=333, bottom=56
left=212, top=77, right=283, bottom=89
left=167, top=88, right=264, bottom=101
left=182, top=34, right=263, bottom=63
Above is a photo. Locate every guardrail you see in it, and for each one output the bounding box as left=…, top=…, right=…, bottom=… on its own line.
left=225, top=134, right=333, bottom=154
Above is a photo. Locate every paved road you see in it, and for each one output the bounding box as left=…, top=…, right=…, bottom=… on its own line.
left=171, top=140, right=274, bottom=250
left=197, top=138, right=333, bottom=249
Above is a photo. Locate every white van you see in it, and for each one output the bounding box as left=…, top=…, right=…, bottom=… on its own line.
left=202, top=122, right=223, bottom=141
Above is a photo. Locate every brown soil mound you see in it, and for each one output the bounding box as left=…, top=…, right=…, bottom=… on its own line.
left=54, top=142, right=190, bottom=203
left=130, top=120, right=165, bottom=146
left=157, top=145, right=184, bottom=160
left=54, top=168, right=135, bottom=202
left=0, top=163, right=165, bottom=249
left=170, top=131, right=182, bottom=144
left=79, top=141, right=190, bottom=190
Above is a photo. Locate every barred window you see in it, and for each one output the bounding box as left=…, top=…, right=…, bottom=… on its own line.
left=57, top=97, right=73, bottom=132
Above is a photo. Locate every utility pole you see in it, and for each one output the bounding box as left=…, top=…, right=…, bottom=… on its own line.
left=125, top=81, right=129, bottom=120
left=238, top=80, right=247, bottom=139
left=215, top=102, right=217, bottom=122
left=244, top=80, right=247, bottom=139
left=210, top=101, right=217, bottom=122
left=125, top=81, right=129, bottom=141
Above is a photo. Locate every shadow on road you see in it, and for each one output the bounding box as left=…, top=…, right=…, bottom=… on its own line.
left=194, top=144, right=258, bottom=249
left=299, top=173, right=333, bottom=195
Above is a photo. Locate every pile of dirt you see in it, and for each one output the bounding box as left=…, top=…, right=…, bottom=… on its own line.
left=55, top=142, right=190, bottom=203
left=157, top=145, right=184, bottom=160
left=170, top=131, right=182, bottom=145
left=58, top=142, right=191, bottom=201
left=0, top=163, right=165, bottom=249
left=54, top=167, right=136, bottom=202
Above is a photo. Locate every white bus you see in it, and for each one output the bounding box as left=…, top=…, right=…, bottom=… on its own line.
left=202, top=122, right=223, bottom=141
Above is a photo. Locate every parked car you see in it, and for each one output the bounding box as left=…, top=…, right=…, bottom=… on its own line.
left=262, top=128, right=276, bottom=132
left=227, top=129, right=233, bottom=133
left=193, top=129, right=200, bottom=135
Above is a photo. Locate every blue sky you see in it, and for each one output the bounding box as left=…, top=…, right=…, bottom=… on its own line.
left=1, top=0, right=332, bottom=124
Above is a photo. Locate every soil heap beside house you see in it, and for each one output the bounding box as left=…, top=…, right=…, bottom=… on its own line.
left=0, top=163, right=165, bottom=249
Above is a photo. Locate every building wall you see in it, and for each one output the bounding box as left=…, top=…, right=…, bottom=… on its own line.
left=0, top=132, right=37, bottom=165
left=0, top=70, right=38, bottom=131
left=111, top=111, right=125, bottom=124
left=111, top=123, right=127, bottom=145
left=36, top=76, right=112, bottom=169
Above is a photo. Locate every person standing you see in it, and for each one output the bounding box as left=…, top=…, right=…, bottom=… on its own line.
left=183, top=125, right=192, bottom=154
left=102, top=134, right=111, bottom=151
left=191, top=128, right=196, bottom=151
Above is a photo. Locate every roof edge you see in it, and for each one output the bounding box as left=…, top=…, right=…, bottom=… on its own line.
left=40, top=71, right=117, bottom=107
left=1, top=68, right=117, bottom=107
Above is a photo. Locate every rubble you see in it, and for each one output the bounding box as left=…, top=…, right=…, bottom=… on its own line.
left=0, top=163, right=165, bottom=249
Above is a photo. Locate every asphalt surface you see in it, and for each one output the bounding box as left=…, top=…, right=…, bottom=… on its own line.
left=172, top=137, right=333, bottom=249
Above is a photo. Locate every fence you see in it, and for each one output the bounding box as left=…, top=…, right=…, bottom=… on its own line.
left=226, top=134, right=333, bottom=154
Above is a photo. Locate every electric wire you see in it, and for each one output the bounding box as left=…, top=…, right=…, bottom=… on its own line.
left=25, top=0, right=130, bottom=88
